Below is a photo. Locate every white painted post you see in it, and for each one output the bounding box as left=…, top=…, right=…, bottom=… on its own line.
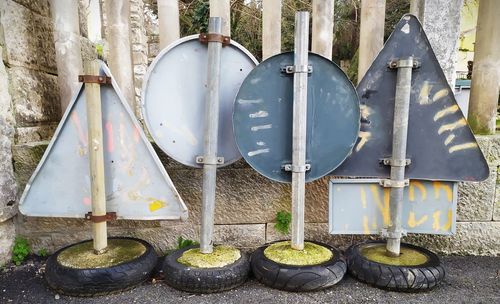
left=87, top=0, right=102, bottom=42
left=262, top=0, right=281, bottom=60
left=467, top=0, right=500, bottom=135
left=358, top=0, right=386, bottom=84
left=84, top=60, right=108, bottom=254
left=49, top=0, right=83, bottom=112
left=104, top=0, right=136, bottom=110
left=291, top=12, right=309, bottom=251
left=210, top=0, right=230, bottom=36
left=409, top=0, right=425, bottom=21
left=312, top=0, right=334, bottom=59
left=158, top=0, right=180, bottom=49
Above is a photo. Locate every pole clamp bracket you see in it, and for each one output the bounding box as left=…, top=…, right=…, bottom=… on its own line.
left=78, top=75, right=112, bottom=84
left=199, top=33, right=231, bottom=46
left=281, top=65, right=313, bottom=74
left=380, top=158, right=411, bottom=167
left=380, top=228, right=407, bottom=239
left=388, top=58, right=420, bottom=69
left=196, top=156, right=224, bottom=165
left=282, top=163, right=311, bottom=173
left=380, top=179, right=409, bottom=188
left=85, top=212, right=117, bottom=223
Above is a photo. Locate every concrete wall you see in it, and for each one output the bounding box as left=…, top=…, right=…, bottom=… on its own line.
left=0, top=0, right=499, bottom=266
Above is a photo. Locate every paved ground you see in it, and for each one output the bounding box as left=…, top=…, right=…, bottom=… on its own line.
left=1, top=255, right=499, bottom=304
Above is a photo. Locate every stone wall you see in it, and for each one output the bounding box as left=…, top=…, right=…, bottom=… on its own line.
left=0, top=0, right=95, bottom=266
left=1, top=1, right=499, bottom=266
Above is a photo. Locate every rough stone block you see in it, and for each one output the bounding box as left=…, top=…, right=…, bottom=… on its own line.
left=15, top=123, right=57, bottom=144
left=494, top=184, right=500, bottom=221
left=407, top=221, right=500, bottom=256
left=0, top=218, right=15, bottom=266
left=12, top=0, right=50, bottom=17
left=457, top=165, right=495, bottom=221
left=0, top=45, right=17, bottom=222
left=8, top=67, right=61, bottom=126
left=487, top=134, right=500, bottom=165
left=0, top=0, right=56, bottom=72
left=266, top=222, right=373, bottom=250
left=12, top=141, right=48, bottom=191
left=213, top=224, right=266, bottom=248
left=148, top=42, right=160, bottom=59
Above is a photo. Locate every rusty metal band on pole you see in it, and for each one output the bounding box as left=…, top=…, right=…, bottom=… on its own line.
left=386, top=58, right=414, bottom=256
left=200, top=17, right=223, bottom=254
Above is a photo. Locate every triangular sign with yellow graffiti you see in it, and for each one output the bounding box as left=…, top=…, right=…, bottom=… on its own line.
left=332, top=14, right=488, bottom=182
left=19, top=62, right=188, bottom=220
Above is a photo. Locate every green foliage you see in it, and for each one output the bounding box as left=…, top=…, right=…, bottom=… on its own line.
left=275, top=210, right=292, bottom=235
left=177, top=236, right=199, bottom=249
left=37, top=248, right=48, bottom=258
left=12, top=237, right=31, bottom=266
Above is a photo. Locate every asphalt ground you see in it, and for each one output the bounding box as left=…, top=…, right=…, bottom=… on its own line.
left=1, top=255, right=498, bottom=304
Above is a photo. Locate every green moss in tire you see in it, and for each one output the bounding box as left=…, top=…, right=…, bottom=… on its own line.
left=346, top=240, right=445, bottom=292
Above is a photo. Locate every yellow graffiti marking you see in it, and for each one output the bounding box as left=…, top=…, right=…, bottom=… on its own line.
left=438, top=118, right=467, bottom=134
left=449, top=142, right=478, bottom=153
left=432, top=89, right=449, bottom=102
left=418, top=81, right=432, bottom=105
left=408, top=211, right=428, bottom=228
left=149, top=200, right=166, bottom=212
left=370, top=185, right=390, bottom=226
left=371, top=216, right=378, bottom=230
left=356, top=131, right=371, bottom=152
left=409, top=181, right=427, bottom=202
left=363, top=216, right=370, bottom=234
left=432, top=211, right=441, bottom=231
left=433, top=105, right=459, bottom=121
left=442, top=209, right=453, bottom=231
left=433, top=182, right=453, bottom=202
left=360, top=187, right=367, bottom=209
left=360, top=104, right=372, bottom=119
left=444, top=134, right=455, bottom=145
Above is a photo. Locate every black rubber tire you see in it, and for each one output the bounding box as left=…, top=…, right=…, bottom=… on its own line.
left=251, top=240, right=347, bottom=292
left=45, top=237, right=157, bottom=297
left=163, top=245, right=250, bottom=293
left=346, top=240, right=445, bottom=292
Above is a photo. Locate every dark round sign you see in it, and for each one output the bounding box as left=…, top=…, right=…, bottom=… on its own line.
left=233, top=52, right=360, bottom=183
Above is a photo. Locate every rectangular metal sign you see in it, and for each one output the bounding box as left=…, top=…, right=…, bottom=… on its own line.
left=329, top=179, right=457, bottom=235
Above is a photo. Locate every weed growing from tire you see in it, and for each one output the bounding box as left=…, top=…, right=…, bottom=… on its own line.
left=177, top=236, right=199, bottom=249
left=12, top=237, right=31, bottom=266
left=275, top=211, right=292, bottom=234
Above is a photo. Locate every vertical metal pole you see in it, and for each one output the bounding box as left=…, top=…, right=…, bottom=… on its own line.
left=291, top=12, right=309, bottom=251
left=200, top=17, right=223, bottom=254
left=386, top=58, right=414, bottom=257
left=84, top=60, right=108, bottom=254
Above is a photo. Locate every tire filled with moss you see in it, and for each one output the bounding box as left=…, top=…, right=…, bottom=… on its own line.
left=251, top=240, right=347, bottom=292
left=163, top=245, right=250, bottom=293
left=45, top=237, right=157, bottom=297
left=346, top=240, right=445, bottom=292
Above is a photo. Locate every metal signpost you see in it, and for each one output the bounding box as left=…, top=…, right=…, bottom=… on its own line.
left=200, top=18, right=223, bottom=254
left=234, top=11, right=359, bottom=291
left=290, top=12, right=309, bottom=250
left=329, top=15, right=489, bottom=291
left=386, top=57, right=414, bottom=256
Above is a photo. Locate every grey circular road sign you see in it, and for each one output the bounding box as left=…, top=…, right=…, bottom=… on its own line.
left=233, top=52, right=360, bottom=183
left=142, top=35, right=258, bottom=168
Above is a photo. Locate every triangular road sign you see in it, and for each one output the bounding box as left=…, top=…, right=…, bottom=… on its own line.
left=332, top=14, right=488, bottom=182
left=19, top=62, right=188, bottom=220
